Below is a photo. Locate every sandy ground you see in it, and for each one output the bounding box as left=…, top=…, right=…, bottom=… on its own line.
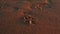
left=0, top=0, right=60, bottom=34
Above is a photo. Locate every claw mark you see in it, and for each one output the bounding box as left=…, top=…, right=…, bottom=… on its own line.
left=18, top=15, right=35, bottom=25
left=24, top=15, right=35, bottom=25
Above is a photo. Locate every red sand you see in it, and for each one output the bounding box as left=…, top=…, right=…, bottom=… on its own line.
left=0, top=0, right=60, bottom=34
